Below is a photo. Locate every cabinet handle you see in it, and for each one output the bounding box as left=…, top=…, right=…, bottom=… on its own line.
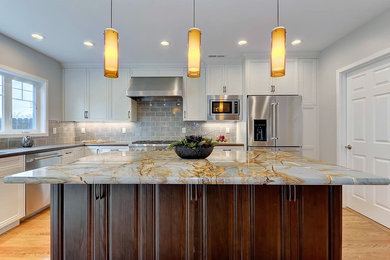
left=84, top=111, right=89, bottom=119
left=223, top=86, right=227, bottom=93
left=97, top=148, right=100, bottom=155
left=287, top=185, right=297, bottom=202
left=100, top=185, right=105, bottom=199
left=222, top=149, right=232, bottom=151
left=65, top=152, right=72, bottom=155
left=95, top=184, right=100, bottom=200
left=128, top=110, right=131, bottom=119
left=271, top=85, right=276, bottom=93
left=184, top=111, right=186, bottom=118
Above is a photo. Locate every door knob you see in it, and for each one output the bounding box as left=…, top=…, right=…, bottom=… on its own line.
left=345, top=145, right=352, bottom=150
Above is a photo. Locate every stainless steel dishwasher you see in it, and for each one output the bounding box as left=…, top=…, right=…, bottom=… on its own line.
left=25, top=150, right=62, bottom=218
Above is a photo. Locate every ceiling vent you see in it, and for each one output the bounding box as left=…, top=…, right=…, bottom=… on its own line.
left=207, top=55, right=225, bottom=58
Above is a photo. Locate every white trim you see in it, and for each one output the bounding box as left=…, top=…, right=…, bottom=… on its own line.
left=336, top=47, right=390, bottom=167
left=0, top=63, right=49, bottom=137
left=336, top=47, right=390, bottom=207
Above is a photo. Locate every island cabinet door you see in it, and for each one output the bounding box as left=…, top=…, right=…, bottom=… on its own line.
left=284, top=185, right=342, bottom=260
left=201, top=185, right=251, bottom=260
left=51, top=184, right=95, bottom=260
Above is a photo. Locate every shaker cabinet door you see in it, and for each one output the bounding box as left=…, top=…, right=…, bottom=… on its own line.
left=183, top=72, right=206, bottom=121
left=64, top=69, right=87, bottom=121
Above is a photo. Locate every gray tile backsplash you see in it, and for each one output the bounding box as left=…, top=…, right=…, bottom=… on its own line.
left=0, top=121, right=76, bottom=149
left=75, top=100, right=237, bottom=143
left=0, top=100, right=238, bottom=148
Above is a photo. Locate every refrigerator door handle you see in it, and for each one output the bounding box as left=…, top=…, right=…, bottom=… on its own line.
left=271, top=103, right=278, bottom=140
left=275, top=102, right=279, bottom=140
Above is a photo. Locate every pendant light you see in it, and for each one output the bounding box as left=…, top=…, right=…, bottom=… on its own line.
left=270, top=0, right=286, bottom=77
left=187, top=0, right=201, bottom=78
left=104, top=0, right=119, bottom=78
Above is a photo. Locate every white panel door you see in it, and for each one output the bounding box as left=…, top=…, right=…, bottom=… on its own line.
left=64, top=69, right=87, bottom=121
left=224, top=64, right=243, bottom=95
left=111, top=69, right=131, bottom=120
left=88, top=69, right=108, bottom=120
left=206, top=65, right=224, bottom=95
left=346, top=57, right=390, bottom=228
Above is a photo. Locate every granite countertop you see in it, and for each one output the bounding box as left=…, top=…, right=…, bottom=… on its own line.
left=4, top=150, right=390, bottom=185
left=0, top=142, right=245, bottom=158
left=0, top=143, right=85, bottom=158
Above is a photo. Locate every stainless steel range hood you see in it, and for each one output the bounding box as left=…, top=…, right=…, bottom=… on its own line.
left=126, top=77, right=183, bottom=100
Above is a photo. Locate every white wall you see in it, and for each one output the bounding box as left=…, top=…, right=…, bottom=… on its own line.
left=318, top=9, right=390, bottom=163
left=0, top=33, right=63, bottom=120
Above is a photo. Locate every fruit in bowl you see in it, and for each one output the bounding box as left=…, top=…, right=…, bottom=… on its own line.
left=216, top=135, right=228, bottom=142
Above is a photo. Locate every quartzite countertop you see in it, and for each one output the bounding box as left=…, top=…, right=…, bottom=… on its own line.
left=4, top=150, right=390, bottom=185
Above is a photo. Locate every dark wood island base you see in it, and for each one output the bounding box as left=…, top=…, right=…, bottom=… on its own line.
left=51, top=184, right=342, bottom=260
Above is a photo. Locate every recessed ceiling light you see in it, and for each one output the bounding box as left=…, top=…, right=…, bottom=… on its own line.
left=291, top=39, right=302, bottom=46
left=160, top=41, right=170, bottom=46
left=31, top=33, right=44, bottom=40
left=83, top=41, right=94, bottom=47
left=238, top=40, right=248, bottom=46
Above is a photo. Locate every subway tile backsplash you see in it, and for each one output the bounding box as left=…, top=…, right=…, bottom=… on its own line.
left=0, top=100, right=238, bottom=149
left=75, top=99, right=237, bottom=143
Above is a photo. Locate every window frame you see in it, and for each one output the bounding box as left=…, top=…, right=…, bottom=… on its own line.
left=0, top=64, right=48, bottom=137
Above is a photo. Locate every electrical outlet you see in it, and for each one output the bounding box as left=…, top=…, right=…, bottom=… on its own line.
left=52, top=128, right=57, bottom=135
left=225, top=127, right=230, bottom=134
left=81, top=128, right=86, bottom=134
left=121, top=127, right=127, bottom=134
left=181, top=127, right=186, bottom=134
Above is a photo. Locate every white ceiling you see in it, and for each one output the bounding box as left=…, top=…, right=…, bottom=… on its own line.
left=1, top=0, right=390, bottom=64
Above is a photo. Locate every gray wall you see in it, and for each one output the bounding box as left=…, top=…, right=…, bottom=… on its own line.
left=318, top=9, right=390, bottom=163
left=0, top=33, right=63, bottom=120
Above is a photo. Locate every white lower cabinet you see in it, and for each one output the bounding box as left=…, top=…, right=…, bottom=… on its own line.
left=86, top=146, right=129, bottom=155
left=62, top=147, right=86, bottom=164
left=0, top=156, right=25, bottom=234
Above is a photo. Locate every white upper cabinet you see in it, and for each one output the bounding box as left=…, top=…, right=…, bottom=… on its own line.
left=246, top=59, right=298, bottom=95
left=88, top=69, right=109, bottom=121
left=298, top=59, right=317, bottom=105
left=64, top=69, right=87, bottom=121
left=111, top=69, right=137, bottom=121
left=206, top=64, right=243, bottom=95
left=246, top=60, right=271, bottom=95
left=183, top=69, right=206, bottom=121
left=64, top=68, right=136, bottom=121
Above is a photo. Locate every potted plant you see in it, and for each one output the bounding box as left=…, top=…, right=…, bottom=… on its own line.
left=169, top=135, right=218, bottom=159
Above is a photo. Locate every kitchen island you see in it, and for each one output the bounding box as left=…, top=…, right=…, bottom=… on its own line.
left=4, top=150, right=390, bottom=260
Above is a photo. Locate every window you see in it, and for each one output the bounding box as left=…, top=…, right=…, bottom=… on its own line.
left=0, top=66, right=47, bottom=136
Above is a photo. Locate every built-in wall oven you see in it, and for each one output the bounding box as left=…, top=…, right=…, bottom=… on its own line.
left=207, top=95, right=242, bottom=121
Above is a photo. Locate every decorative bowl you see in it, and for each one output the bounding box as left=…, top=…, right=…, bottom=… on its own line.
left=174, top=146, right=214, bottom=159
left=21, top=136, right=34, bottom=147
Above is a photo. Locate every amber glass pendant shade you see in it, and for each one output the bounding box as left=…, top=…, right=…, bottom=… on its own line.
left=187, top=28, right=201, bottom=78
left=104, top=28, right=119, bottom=78
left=270, top=26, right=286, bottom=77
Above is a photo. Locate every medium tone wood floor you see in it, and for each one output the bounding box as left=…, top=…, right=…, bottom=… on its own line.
left=0, top=208, right=389, bottom=259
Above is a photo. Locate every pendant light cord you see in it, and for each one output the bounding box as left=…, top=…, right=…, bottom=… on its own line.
left=276, top=0, right=280, bottom=26
left=193, top=0, right=196, bottom=27
left=111, top=0, right=113, bottom=28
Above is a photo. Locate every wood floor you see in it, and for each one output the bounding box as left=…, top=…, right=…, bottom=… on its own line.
left=0, top=208, right=389, bottom=259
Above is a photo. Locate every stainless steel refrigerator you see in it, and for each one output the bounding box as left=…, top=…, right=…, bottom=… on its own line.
left=247, top=95, right=302, bottom=155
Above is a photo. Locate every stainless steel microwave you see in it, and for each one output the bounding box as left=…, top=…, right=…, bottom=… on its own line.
left=207, top=95, right=242, bottom=120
